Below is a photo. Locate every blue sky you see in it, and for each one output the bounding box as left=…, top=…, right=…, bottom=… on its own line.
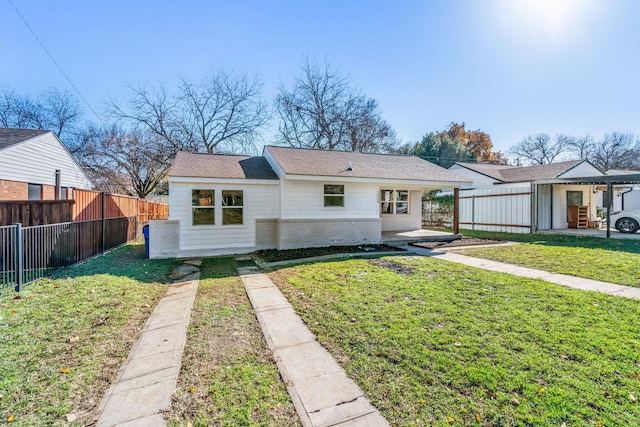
left=2, top=0, right=639, bottom=155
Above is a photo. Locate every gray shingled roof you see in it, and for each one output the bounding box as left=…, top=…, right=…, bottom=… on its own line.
left=0, top=128, right=50, bottom=151
left=265, top=146, right=470, bottom=183
left=169, top=152, right=279, bottom=180
left=454, top=160, right=585, bottom=183
left=454, top=162, right=518, bottom=181
left=499, top=160, right=583, bottom=182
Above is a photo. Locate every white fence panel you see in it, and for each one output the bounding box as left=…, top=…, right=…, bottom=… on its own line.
left=459, top=186, right=532, bottom=233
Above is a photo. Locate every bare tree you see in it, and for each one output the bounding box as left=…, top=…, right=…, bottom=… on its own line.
left=0, top=86, right=82, bottom=140
left=590, top=132, right=640, bottom=171
left=82, top=126, right=175, bottom=198
left=275, top=59, right=397, bottom=152
left=109, top=70, right=269, bottom=154
left=565, top=135, right=594, bottom=161
left=509, top=133, right=570, bottom=165
left=178, top=73, right=269, bottom=153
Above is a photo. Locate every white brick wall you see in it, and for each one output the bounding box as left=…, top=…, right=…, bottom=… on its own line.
left=149, top=220, right=180, bottom=259
left=278, top=218, right=381, bottom=250
left=256, top=219, right=278, bottom=249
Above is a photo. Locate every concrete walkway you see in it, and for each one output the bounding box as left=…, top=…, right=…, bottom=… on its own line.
left=238, top=267, right=389, bottom=427
left=94, top=268, right=200, bottom=427
left=406, top=245, right=640, bottom=300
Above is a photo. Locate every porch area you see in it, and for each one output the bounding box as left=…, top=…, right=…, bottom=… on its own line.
left=381, top=228, right=460, bottom=244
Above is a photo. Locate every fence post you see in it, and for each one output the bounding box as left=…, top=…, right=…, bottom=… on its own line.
left=101, top=192, right=106, bottom=253
left=15, top=223, right=23, bottom=292
left=453, top=188, right=460, bottom=234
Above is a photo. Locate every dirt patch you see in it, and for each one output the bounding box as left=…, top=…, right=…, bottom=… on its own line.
left=254, top=244, right=404, bottom=263
left=411, top=236, right=508, bottom=250
left=368, top=259, right=417, bottom=276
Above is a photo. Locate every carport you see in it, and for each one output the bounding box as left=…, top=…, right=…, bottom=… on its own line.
left=557, top=173, right=640, bottom=238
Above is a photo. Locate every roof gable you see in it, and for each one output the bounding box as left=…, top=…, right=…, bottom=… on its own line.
left=264, top=146, right=470, bottom=184
left=0, top=128, right=50, bottom=151
left=169, top=152, right=278, bottom=180
left=452, top=160, right=598, bottom=183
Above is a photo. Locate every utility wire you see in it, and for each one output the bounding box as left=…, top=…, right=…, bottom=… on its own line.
left=7, top=0, right=102, bottom=123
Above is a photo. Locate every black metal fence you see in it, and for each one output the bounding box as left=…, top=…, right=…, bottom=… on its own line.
left=1, top=216, right=137, bottom=293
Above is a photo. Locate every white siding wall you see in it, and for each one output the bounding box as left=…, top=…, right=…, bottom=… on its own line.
left=459, top=186, right=532, bottom=233
left=169, top=180, right=280, bottom=252
left=557, top=162, right=602, bottom=179
left=280, top=179, right=378, bottom=220
left=623, top=188, right=640, bottom=210
left=552, top=185, right=597, bottom=229
left=448, top=165, right=500, bottom=188
left=380, top=190, right=423, bottom=231
left=0, top=133, right=93, bottom=189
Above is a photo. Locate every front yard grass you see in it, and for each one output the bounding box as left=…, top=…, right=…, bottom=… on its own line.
left=0, top=243, right=179, bottom=426
left=269, top=256, right=640, bottom=426
left=456, top=230, right=640, bottom=287
left=169, top=257, right=299, bottom=427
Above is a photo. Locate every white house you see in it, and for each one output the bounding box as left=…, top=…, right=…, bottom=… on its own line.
left=150, top=146, right=471, bottom=258
left=448, top=160, right=604, bottom=233
left=0, top=128, right=93, bottom=200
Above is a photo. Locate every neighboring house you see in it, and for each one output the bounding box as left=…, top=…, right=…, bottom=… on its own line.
left=0, top=128, right=93, bottom=200
left=150, top=146, right=471, bottom=258
left=449, top=160, right=604, bottom=233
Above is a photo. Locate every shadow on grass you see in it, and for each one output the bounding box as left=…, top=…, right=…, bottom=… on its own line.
left=50, top=243, right=182, bottom=284
left=460, top=229, right=640, bottom=254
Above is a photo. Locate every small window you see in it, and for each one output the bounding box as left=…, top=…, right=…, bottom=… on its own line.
left=380, top=190, right=409, bottom=215
left=60, top=187, right=68, bottom=200
left=28, top=184, right=42, bottom=200
left=222, top=190, right=243, bottom=225
left=324, top=184, right=344, bottom=207
left=192, top=189, right=215, bottom=225
left=567, top=191, right=583, bottom=206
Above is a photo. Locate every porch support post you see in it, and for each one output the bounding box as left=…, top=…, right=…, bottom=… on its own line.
left=606, top=181, right=612, bottom=238
left=453, top=187, right=460, bottom=234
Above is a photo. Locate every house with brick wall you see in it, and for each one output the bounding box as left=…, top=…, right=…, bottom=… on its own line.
left=150, top=146, right=471, bottom=258
left=0, top=128, right=93, bottom=200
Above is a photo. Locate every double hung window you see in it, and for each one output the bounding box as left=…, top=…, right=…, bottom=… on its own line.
left=324, top=185, right=345, bottom=207
left=222, top=190, right=243, bottom=225
left=380, top=190, right=409, bottom=214
left=192, top=190, right=215, bottom=225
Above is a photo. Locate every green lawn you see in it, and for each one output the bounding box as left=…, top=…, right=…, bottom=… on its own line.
left=269, top=256, right=640, bottom=427
left=0, top=243, right=179, bottom=426
left=169, top=258, right=299, bottom=427
left=456, top=230, right=640, bottom=287
left=459, top=229, right=640, bottom=253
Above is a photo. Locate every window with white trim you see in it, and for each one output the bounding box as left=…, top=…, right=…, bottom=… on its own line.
left=192, top=189, right=215, bottom=225
left=324, top=184, right=344, bottom=207
left=222, top=190, right=243, bottom=225
left=380, top=190, right=409, bottom=215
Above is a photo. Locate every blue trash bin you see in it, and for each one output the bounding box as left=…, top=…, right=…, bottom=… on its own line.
left=142, top=225, right=150, bottom=258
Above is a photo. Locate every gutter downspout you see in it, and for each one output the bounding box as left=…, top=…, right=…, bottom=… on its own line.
left=55, top=169, right=61, bottom=200
left=606, top=182, right=613, bottom=238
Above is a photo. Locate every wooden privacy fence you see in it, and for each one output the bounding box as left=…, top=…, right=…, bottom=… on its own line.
left=458, top=186, right=532, bottom=233
left=0, top=193, right=168, bottom=226
left=73, top=190, right=168, bottom=222
left=0, top=200, right=75, bottom=226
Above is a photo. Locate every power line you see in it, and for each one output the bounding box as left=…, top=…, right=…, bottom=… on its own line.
left=7, top=0, right=102, bottom=123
